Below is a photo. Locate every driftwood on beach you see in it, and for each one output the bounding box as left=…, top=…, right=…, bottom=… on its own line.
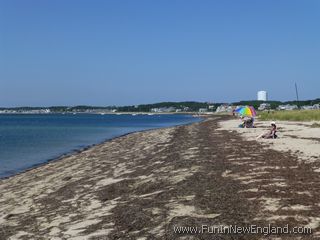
left=0, top=116, right=320, bottom=239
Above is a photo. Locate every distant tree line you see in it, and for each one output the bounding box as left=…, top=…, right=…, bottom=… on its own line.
left=1, top=98, right=319, bottom=112
left=117, top=101, right=217, bottom=112
left=233, top=98, right=320, bottom=110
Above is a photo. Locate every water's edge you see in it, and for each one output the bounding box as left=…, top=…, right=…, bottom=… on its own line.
left=0, top=117, right=203, bottom=181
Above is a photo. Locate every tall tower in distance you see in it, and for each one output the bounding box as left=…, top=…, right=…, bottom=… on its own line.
left=257, top=91, right=268, bottom=101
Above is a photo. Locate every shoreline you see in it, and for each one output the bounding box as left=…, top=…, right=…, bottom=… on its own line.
left=0, top=112, right=212, bottom=115
left=0, top=116, right=204, bottom=181
left=1, top=116, right=320, bottom=239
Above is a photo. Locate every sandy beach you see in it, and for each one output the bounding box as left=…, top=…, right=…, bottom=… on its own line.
left=219, top=118, right=320, bottom=162
left=1, top=116, right=320, bottom=239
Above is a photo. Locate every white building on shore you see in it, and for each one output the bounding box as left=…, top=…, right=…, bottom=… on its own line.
left=258, top=103, right=271, bottom=111
left=277, top=104, right=298, bottom=110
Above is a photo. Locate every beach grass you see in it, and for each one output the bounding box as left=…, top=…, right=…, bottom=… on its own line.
left=258, top=110, right=320, bottom=121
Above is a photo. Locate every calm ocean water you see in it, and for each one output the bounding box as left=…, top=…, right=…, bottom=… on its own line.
left=0, top=114, right=200, bottom=178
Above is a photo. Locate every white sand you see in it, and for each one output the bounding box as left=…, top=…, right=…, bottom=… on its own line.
left=219, top=119, right=320, bottom=162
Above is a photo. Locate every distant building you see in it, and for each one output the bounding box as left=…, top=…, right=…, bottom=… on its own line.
left=301, top=105, right=320, bottom=110
left=257, top=91, right=268, bottom=101
left=150, top=107, right=176, bottom=113
left=277, top=104, right=298, bottom=111
left=215, top=105, right=227, bottom=113
left=313, top=104, right=320, bottom=109
left=258, top=103, right=271, bottom=111
left=301, top=105, right=314, bottom=110
left=165, top=107, right=176, bottom=112
left=216, top=105, right=234, bottom=113
left=151, top=108, right=160, bottom=113
left=198, top=108, right=208, bottom=113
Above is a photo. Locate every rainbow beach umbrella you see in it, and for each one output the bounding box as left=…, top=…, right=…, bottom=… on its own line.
left=235, top=106, right=256, bottom=117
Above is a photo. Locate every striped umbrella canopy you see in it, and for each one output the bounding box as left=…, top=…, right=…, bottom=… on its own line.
left=235, top=106, right=256, bottom=117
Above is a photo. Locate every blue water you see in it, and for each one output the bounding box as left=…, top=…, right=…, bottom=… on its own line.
left=0, top=114, right=200, bottom=178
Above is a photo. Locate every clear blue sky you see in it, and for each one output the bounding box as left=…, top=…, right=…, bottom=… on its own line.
left=1, top=0, right=319, bottom=107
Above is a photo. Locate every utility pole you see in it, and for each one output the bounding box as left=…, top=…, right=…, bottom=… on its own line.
left=295, top=82, right=299, bottom=108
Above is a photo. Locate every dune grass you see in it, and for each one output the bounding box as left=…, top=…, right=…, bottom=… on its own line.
left=258, top=110, right=320, bottom=122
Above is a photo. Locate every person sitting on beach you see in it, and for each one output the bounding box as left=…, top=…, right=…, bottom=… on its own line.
left=257, top=122, right=277, bottom=139
left=239, top=117, right=255, bottom=128
left=245, top=117, right=255, bottom=128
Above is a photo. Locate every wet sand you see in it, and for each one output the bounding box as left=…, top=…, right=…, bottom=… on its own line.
left=1, top=116, right=320, bottom=239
